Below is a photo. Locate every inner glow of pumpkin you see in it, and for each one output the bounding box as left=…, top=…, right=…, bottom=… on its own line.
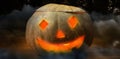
left=67, top=16, right=78, bottom=29
left=39, top=20, right=48, bottom=30
left=36, top=35, right=85, bottom=53
left=56, top=30, right=65, bottom=39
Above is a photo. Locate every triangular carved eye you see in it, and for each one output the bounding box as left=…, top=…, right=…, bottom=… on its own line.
left=67, top=16, right=78, bottom=29
left=39, top=19, right=48, bottom=30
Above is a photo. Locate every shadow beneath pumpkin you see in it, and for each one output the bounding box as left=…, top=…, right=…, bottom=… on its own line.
left=37, top=46, right=88, bottom=59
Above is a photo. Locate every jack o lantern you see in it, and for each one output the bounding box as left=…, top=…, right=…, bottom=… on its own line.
left=26, top=4, right=93, bottom=54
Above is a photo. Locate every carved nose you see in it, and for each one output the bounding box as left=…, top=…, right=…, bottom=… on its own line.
left=56, top=30, right=65, bottom=39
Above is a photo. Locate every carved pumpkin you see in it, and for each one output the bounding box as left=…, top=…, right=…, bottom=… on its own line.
left=26, top=4, right=93, bottom=54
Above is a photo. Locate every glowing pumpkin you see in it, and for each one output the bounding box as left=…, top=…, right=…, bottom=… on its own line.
left=26, top=4, right=93, bottom=54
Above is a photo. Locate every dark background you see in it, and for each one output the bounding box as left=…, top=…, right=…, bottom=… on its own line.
left=0, top=0, right=120, bottom=14
left=0, top=0, right=120, bottom=59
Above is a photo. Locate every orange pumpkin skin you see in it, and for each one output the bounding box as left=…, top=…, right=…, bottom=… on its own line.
left=26, top=4, right=93, bottom=54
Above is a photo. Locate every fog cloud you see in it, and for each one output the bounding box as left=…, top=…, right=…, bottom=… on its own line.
left=0, top=4, right=120, bottom=59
